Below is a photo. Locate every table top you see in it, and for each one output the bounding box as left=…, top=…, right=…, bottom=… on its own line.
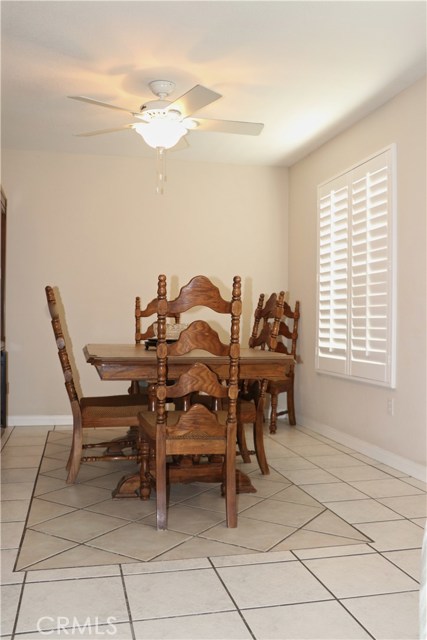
left=84, top=343, right=293, bottom=381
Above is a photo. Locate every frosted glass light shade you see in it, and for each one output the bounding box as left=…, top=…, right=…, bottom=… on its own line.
left=133, top=120, right=187, bottom=149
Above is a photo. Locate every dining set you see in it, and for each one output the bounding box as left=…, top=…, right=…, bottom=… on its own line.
left=45, top=275, right=299, bottom=530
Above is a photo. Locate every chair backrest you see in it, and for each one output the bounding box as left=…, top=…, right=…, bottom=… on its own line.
left=45, top=285, right=81, bottom=406
left=135, top=296, right=180, bottom=344
left=275, top=300, right=300, bottom=359
left=249, top=291, right=286, bottom=351
left=155, top=274, right=242, bottom=427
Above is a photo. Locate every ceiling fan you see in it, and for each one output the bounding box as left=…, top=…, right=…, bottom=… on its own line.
left=69, top=80, right=264, bottom=149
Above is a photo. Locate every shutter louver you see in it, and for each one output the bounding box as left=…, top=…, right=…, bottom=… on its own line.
left=316, top=148, right=395, bottom=387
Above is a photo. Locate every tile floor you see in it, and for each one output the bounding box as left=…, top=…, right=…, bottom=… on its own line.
left=1, top=422, right=426, bottom=639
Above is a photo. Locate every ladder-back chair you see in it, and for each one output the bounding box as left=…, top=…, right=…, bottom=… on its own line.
left=45, top=286, right=148, bottom=483
left=138, top=274, right=241, bottom=529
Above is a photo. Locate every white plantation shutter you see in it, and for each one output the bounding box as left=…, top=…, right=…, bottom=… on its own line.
left=316, top=148, right=396, bottom=387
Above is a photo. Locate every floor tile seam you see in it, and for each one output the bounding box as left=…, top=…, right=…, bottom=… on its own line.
left=337, top=586, right=420, bottom=601
left=85, top=533, right=195, bottom=564
left=0, top=426, right=15, bottom=450
left=374, top=548, right=421, bottom=584
left=14, top=540, right=81, bottom=573
left=333, top=598, right=377, bottom=639
left=207, top=556, right=256, bottom=637
left=119, top=564, right=137, bottom=640
left=9, top=568, right=28, bottom=639
left=290, top=548, right=376, bottom=561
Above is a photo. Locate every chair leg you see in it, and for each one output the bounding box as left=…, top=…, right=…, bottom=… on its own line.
left=156, top=446, right=167, bottom=530
left=287, top=388, right=296, bottom=425
left=236, top=421, right=251, bottom=463
left=66, top=425, right=83, bottom=484
left=269, top=391, right=279, bottom=434
left=225, top=435, right=237, bottom=528
left=253, top=417, right=269, bottom=475
left=139, top=439, right=152, bottom=500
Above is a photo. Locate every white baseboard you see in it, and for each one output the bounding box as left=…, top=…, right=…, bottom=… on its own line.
left=298, top=414, right=427, bottom=483
left=8, top=415, right=72, bottom=427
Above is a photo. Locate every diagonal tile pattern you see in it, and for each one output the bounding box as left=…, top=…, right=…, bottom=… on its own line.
left=1, top=422, right=424, bottom=639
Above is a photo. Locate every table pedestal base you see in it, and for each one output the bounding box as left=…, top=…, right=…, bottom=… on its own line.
left=112, top=463, right=257, bottom=498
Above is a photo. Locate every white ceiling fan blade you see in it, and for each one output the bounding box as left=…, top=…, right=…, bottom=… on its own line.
left=193, top=118, right=264, bottom=135
left=75, top=124, right=135, bottom=137
left=169, top=85, right=222, bottom=118
left=68, top=96, right=139, bottom=116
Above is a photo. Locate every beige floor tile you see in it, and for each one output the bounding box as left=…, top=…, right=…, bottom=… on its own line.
left=87, top=521, right=190, bottom=561
left=26, top=498, right=76, bottom=526
left=378, top=494, right=427, bottom=518
left=269, top=484, right=324, bottom=506
left=272, top=529, right=367, bottom=551
left=324, top=498, right=403, bottom=523
left=303, top=510, right=371, bottom=541
left=244, top=475, right=292, bottom=497
left=240, top=497, right=324, bottom=528
left=3, top=435, right=47, bottom=447
left=25, top=564, right=121, bottom=581
left=123, top=557, right=210, bottom=574
left=327, top=465, right=392, bottom=481
left=342, top=591, right=419, bottom=639
left=87, top=496, right=157, bottom=520
left=182, top=488, right=262, bottom=512
left=38, top=457, right=65, bottom=473
left=276, top=468, right=343, bottom=485
left=155, top=537, right=255, bottom=561
left=33, top=475, right=69, bottom=496
left=0, top=584, right=22, bottom=636
left=348, top=477, right=424, bottom=498
left=25, top=544, right=138, bottom=570
left=141, top=503, right=225, bottom=534
left=16, top=530, right=77, bottom=570
left=0, top=499, right=31, bottom=522
left=304, top=553, right=419, bottom=598
left=1, top=468, right=39, bottom=483
left=302, top=482, right=368, bottom=502
left=411, top=517, right=427, bottom=528
left=285, top=443, right=343, bottom=456
left=133, top=611, right=252, bottom=639
left=356, top=519, right=425, bottom=551
left=1, top=445, right=45, bottom=457
left=270, top=456, right=317, bottom=471
left=31, top=509, right=128, bottom=542
left=217, top=560, right=332, bottom=608
left=1, top=482, right=36, bottom=501
left=15, top=577, right=130, bottom=634
left=200, top=515, right=296, bottom=551
left=38, top=484, right=114, bottom=508
left=125, top=568, right=235, bottom=620
left=242, top=599, right=371, bottom=639
left=383, top=548, right=422, bottom=580
left=211, top=550, right=294, bottom=567
left=1, top=455, right=42, bottom=469
left=14, top=622, right=134, bottom=638
left=1, top=548, right=25, bottom=584
left=403, top=477, right=427, bottom=491
left=305, top=454, right=366, bottom=469
left=1, top=521, right=25, bottom=549
left=293, top=543, right=376, bottom=559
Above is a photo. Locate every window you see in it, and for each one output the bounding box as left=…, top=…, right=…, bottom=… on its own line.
left=316, top=147, right=396, bottom=387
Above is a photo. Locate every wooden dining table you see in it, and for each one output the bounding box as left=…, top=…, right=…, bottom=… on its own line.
left=84, top=343, right=294, bottom=497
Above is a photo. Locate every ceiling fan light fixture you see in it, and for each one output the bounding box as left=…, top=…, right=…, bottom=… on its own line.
left=133, top=118, right=187, bottom=150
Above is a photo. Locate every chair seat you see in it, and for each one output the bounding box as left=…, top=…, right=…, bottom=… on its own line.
left=81, top=394, right=148, bottom=427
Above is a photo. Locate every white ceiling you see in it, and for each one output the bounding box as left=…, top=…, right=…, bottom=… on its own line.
left=1, top=1, right=426, bottom=167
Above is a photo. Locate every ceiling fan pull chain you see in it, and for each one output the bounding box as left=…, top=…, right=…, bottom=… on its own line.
left=156, top=147, right=167, bottom=195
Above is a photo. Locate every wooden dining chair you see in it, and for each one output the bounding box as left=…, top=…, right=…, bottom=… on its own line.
left=267, top=299, right=300, bottom=432
left=45, top=286, right=148, bottom=484
left=138, top=274, right=242, bottom=530
left=129, top=295, right=182, bottom=402
left=228, top=291, right=285, bottom=473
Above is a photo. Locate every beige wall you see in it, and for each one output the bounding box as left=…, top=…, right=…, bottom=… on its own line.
left=288, top=76, right=426, bottom=473
left=2, top=152, right=288, bottom=417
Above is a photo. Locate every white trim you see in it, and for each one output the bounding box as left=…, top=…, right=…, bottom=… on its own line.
left=297, top=414, right=426, bottom=482
left=8, top=415, right=72, bottom=427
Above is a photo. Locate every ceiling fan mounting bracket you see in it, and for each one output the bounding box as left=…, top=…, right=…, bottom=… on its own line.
left=149, top=80, right=175, bottom=99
